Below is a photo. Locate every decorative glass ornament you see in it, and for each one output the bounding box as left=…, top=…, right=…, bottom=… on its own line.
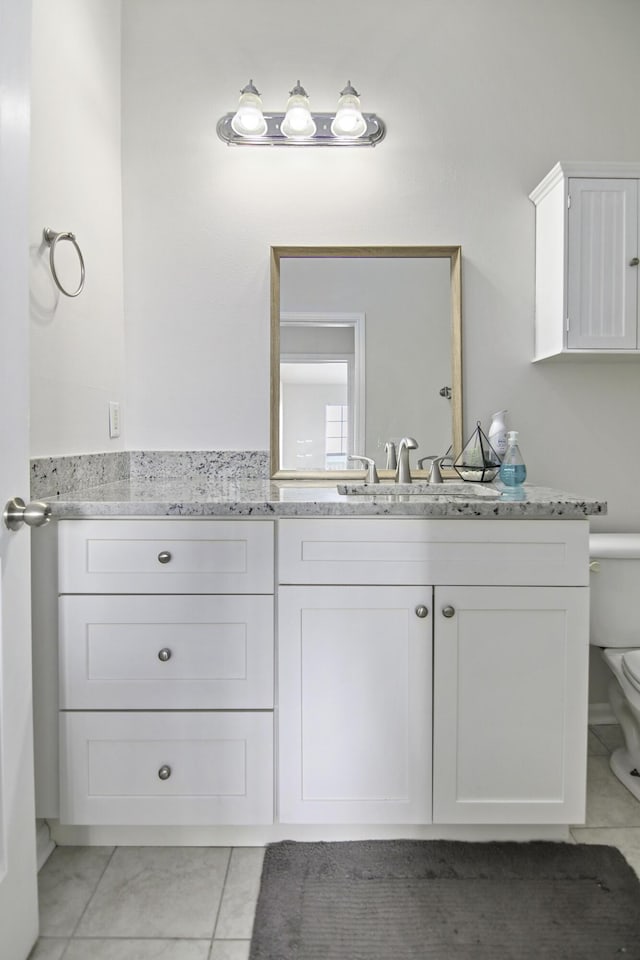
left=453, top=421, right=501, bottom=482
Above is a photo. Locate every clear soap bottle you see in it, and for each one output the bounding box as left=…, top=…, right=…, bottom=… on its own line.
left=499, top=431, right=527, bottom=487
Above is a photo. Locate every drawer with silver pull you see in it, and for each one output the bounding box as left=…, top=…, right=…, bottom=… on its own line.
left=59, top=594, right=274, bottom=709
left=59, top=710, right=273, bottom=825
left=58, top=519, right=274, bottom=594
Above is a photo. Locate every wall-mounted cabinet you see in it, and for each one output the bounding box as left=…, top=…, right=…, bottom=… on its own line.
left=530, top=162, right=640, bottom=360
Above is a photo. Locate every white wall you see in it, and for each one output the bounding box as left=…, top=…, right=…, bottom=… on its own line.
left=29, top=0, right=125, bottom=457
left=27, top=0, right=640, bottom=529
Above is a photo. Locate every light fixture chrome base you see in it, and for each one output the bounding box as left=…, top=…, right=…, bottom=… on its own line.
left=216, top=112, right=385, bottom=147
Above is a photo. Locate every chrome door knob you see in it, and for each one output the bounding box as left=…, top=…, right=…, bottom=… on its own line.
left=630, top=257, right=640, bottom=266
left=158, top=765, right=172, bottom=780
left=158, top=648, right=172, bottom=662
left=3, top=497, right=51, bottom=532
left=442, top=605, right=456, bottom=618
left=415, top=605, right=429, bottom=618
left=157, top=551, right=172, bottom=564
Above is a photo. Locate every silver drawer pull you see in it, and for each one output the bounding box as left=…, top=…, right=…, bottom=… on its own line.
left=158, top=764, right=172, bottom=780
left=415, top=605, right=429, bottom=619
left=158, top=648, right=172, bottom=662
left=442, top=605, right=456, bottom=618
left=157, top=551, right=172, bottom=564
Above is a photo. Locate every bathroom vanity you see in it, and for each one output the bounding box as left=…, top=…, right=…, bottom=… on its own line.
left=31, top=476, right=605, bottom=845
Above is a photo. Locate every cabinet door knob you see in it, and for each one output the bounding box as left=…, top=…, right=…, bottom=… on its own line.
left=158, top=648, right=172, bottom=662
left=157, top=551, right=172, bottom=564
left=630, top=257, right=640, bottom=266
left=415, top=605, right=429, bottom=618
left=442, top=605, right=456, bottom=618
left=158, top=764, right=172, bottom=780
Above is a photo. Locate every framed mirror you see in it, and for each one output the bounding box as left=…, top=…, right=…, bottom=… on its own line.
left=270, top=246, right=462, bottom=479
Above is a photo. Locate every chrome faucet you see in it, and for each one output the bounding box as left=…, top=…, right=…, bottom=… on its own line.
left=395, top=437, right=418, bottom=483
left=384, top=441, right=397, bottom=470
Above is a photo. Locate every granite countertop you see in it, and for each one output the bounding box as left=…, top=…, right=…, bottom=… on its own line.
left=43, top=477, right=607, bottom=520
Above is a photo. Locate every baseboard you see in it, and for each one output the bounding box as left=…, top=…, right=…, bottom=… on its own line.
left=589, top=702, right=617, bottom=725
left=36, top=819, right=56, bottom=870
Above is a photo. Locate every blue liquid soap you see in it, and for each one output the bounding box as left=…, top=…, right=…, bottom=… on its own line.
left=499, top=430, right=527, bottom=487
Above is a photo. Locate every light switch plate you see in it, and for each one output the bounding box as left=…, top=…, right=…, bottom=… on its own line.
left=108, top=401, right=121, bottom=438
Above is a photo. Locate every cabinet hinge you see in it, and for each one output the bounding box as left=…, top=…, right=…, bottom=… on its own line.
left=566, top=316, right=570, bottom=332
left=567, top=194, right=571, bottom=209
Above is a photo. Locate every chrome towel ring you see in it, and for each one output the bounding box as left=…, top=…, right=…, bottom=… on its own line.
left=43, top=227, right=85, bottom=297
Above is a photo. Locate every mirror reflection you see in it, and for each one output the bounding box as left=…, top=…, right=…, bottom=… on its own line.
left=271, top=246, right=462, bottom=478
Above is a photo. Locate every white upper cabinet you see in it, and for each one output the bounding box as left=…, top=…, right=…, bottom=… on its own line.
left=530, top=162, right=640, bottom=359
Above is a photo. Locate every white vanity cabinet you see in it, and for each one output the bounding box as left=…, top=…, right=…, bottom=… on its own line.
left=530, top=162, right=640, bottom=359
left=278, top=585, right=433, bottom=824
left=56, top=518, right=275, bottom=826
left=278, top=517, right=590, bottom=826
left=432, top=585, right=589, bottom=824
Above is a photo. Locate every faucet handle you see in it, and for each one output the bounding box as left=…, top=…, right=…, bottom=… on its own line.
left=348, top=455, right=379, bottom=484
left=418, top=454, right=450, bottom=484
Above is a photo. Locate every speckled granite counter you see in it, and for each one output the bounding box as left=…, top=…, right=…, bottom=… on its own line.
left=43, top=478, right=606, bottom=519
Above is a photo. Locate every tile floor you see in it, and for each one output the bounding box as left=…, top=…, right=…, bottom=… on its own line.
left=29, top=723, right=640, bottom=960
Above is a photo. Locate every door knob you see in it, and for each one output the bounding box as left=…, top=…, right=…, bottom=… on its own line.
left=157, top=551, right=172, bottom=564
left=630, top=257, right=640, bottom=266
left=158, top=648, right=172, bottom=662
left=3, top=497, right=52, bottom=532
left=158, top=764, right=172, bottom=780
left=415, top=605, right=429, bottom=618
left=442, top=605, right=456, bottom=618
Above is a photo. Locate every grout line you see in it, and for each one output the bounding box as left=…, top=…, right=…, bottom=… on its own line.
left=211, top=846, right=234, bottom=943
left=67, top=846, right=118, bottom=941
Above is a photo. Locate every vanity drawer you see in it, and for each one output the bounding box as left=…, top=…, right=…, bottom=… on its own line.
left=59, top=710, right=274, bottom=825
left=59, top=594, right=274, bottom=709
left=278, top=518, right=589, bottom=586
left=58, top=519, right=274, bottom=594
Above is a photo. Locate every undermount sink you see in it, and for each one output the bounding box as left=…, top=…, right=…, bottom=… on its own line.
left=336, top=481, right=500, bottom=498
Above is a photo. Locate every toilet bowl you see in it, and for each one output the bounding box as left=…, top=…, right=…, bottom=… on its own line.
left=590, top=533, right=640, bottom=802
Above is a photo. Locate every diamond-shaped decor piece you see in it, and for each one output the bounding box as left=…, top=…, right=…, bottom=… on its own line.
left=454, top=421, right=501, bottom=482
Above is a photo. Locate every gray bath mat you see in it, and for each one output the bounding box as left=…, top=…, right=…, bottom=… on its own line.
left=249, top=839, right=640, bottom=959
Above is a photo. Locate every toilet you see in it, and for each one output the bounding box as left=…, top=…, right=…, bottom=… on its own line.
left=590, top=533, right=640, bottom=802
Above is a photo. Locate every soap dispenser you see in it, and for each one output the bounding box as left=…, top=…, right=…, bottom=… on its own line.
left=488, top=410, right=508, bottom=458
left=499, top=431, right=527, bottom=487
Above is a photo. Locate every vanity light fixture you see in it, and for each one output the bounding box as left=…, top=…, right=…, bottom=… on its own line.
left=230, top=79, right=268, bottom=137
left=217, top=80, right=386, bottom=147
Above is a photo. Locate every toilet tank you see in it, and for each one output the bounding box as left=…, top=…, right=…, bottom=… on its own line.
left=590, top=534, right=640, bottom=648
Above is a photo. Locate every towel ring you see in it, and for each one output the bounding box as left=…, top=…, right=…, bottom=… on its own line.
left=43, top=227, right=85, bottom=297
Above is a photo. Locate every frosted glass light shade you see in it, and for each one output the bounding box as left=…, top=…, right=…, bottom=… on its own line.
left=331, top=83, right=367, bottom=138
left=281, top=83, right=316, bottom=139
left=231, top=81, right=267, bottom=137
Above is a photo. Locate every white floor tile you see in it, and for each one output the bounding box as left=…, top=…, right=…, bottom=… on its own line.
left=590, top=723, right=625, bottom=754
left=63, top=939, right=211, bottom=960
left=215, top=847, right=264, bottom=940
left=27, top=939, right=68, bottom=960
left=585, top=756, right=640, bottom=828
left=75, top=847, right=231, bottom=939
left=37, top=845, right=114, bottom=937
left=209, top=942, right=251, bottom=960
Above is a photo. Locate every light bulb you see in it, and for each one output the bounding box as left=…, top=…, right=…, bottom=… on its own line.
left=331, top=82, right=367, bottom=139
left=231, top=80, right=268, bottom=138
left=281, top=82, right=316, bottom=139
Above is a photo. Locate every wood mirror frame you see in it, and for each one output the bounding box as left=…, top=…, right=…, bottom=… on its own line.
left=270, top=245, right=462, bottom=479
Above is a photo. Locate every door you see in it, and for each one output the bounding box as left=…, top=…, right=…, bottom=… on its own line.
left=432, top=586, right=589, bottom=825
left=567, top=178, right=639, bottom=349
left=278, top=585, right=433, bottom=824
left=0, top=0, right=39, bottom=957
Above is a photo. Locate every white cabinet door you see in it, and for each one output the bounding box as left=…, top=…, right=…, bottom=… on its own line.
left=567, top=178, right=638, bottom=349
left=278, top=585, right=432, bottom=824
left=433, top=586, right=589, bottom=824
